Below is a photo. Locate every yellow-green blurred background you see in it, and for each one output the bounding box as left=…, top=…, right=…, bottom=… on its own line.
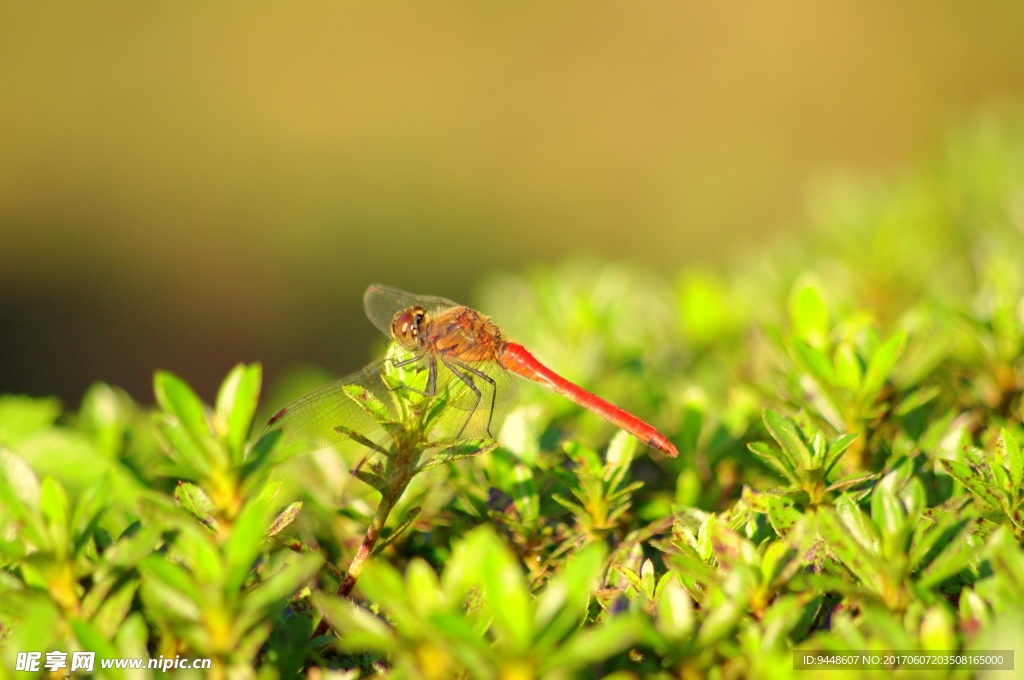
left=2, top=2, right=1023, bottom=405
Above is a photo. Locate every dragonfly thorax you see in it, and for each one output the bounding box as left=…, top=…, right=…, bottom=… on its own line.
left=390, top=306, right=426, bottom=350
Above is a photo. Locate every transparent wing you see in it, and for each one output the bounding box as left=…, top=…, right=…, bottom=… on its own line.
left=363, top=284, right=463, bottom=336
left=259, top=360, right=400, bottom=506
left=260, top=361, right=394, bottom=450
left=260, top=349, right=518, bottom=445
left=259, top=345, right=520, bottom=512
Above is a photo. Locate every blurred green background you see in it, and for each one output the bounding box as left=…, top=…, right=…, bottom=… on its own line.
left=2, top=2, right=1023, bottom=405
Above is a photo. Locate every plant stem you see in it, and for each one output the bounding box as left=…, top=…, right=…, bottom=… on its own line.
left=339, top=488, right=399, bottom=597
left=313, top=444, right=417, bottom=639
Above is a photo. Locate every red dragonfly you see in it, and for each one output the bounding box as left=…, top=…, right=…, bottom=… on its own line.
left=263, top=284, right=678, bottom=458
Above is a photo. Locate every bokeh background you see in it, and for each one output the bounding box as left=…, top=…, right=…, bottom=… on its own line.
left=2, top=2, right=1024, bottom=407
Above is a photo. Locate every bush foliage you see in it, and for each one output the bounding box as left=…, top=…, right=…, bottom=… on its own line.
left=2, top=116, right=1024, bottom=678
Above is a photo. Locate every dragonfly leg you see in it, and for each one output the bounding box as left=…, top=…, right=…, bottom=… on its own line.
left=441, top=359, right=481, bottom=436
left=392, top=352, right=423, bottom=368
left=426, top=356, right=437, bottom=396
left=443, top=359, right=498, bottom=438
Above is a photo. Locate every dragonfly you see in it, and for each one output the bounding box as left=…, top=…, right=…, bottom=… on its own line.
left=262, top=284, right=678, bottom=460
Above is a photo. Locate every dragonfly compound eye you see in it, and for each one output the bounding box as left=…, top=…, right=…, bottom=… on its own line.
left=390, top=306, right=425, bottom=349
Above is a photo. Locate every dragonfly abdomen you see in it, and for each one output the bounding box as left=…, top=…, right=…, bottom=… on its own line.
left=499, top=343, right=678, bottom=457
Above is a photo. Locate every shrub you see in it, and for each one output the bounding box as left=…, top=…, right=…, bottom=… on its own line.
left=2, top=114, right=1024, bottom=678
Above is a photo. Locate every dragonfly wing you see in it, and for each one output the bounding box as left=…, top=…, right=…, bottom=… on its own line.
left=363, top=284, right=462, bottom=336
left=260, top=361, right=394, bottom=450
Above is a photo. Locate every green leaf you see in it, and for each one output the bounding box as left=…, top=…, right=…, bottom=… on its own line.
left=675, top=468, right=701, bottom=507
left=440, top=529, right=485, bottom=606
left=759, top=594, right=813, bottom=651
left=762, top=410, right=814, bottom=470
left=0, top=395, right=62, bottom=446
left=789, top=275, right=829, bottom=346
left=767, top=496, right=803, bottom=535
left=550, top=492, right=584, bottom=517
left=859, top=331, right=908, bottom=403
left=816, top=507, right=885, bottom=590
left=640, top=558, right=656, bottom=598
left=612, top=564, right=643, bottom=593
left=421, top=383, right=453, bottom=430
left=317, top=594, right=396, bottom=651
left=959, top=588, right=990, bottom=630
left=822, top=433, right=859, bottom=476
left=917, top=528, right=984, bottom=590
left=920, top=603, right=957, bottom=651
left=223, top=496, right=274, bottom=598
left=860, top=606, right=916, bottom=647
left=154, top=370, right=211, bottom=442
left=352, top=465, right=387, bottom=493
left=941, top=460, right=1003, bottom=511
left=0, top=594, right=60, bottom=653
left=677, top=270, right=736, bottom=346
left=826, top=471, right=875, bottom=495
left=154, top=371, right=225, bottom=474
left=696, top=573, right=749, bottom=645
left=69, top=617, right=120, bottom=665
left=214, top=363, right=262, bottom=462
left=748, top=442, right=799, bottom=484
left=833, top=342, right=864, bottom=391
left=510, top=463, right=539, bottom=529
left=404, top=557, right=443, bottom=615
left=540, top=614, right=644, bottom=673
left=0, top=449, right=43, bottom=546
left=988, top=462, right=1011, bottom=496
left=174, top=523, right=224, bottom=586
left=677, top=400, right=703, bottom=458
left=371, top=507, right=421, bottom=556
left=760, top=540, right=796, bottom=588
left=174, top=482, right=215, bottom=528
left=91, top=580, right=140, bottom=640
left=139, top=556, right=203, bottom=621
left=605, top=430, right=637, bottom=490
left=266, top=501, right=302, bottom=539
left=241, top=553, right=322, bottom=615
left=894, top=384, right=941, bottom=416
left=355, top=559, right=420, bottom=633
left=158, top=421, right=212, bottom=478
left=478, top=531, right=533, bottom=654
left=264, top=608, right=314, bottom=677
left=870, top=473, right=908, bottom=539
left=426, top=611, right=492, bottom=669
left=655, top=578, right=695, bottom=639
left=835, top=494, right=881, bottom=551
left=999, top=428, right=1023, bottom=491
left=791, top=339, right=836, bottom=387
left=418, top=438, right=497, bottom=472
left=534, top=542, right=606, bottom=652
left=333, top=425, right=389, bottom=456
left=17, top=428, right=107, bottom=489
left=39, top=477, right=69, bottom=557
left=114, top=612, right=150, bottom=662
left=79, top=382, right=130, bottom=457
left=901, top=477, right=927, bottom=518
left=99, top=523, right=163, bottom=571
left=343, top=384, right=391, bottom=424
left=909, top=514, right=971, bottom=578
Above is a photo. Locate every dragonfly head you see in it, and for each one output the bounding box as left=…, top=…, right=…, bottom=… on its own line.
left=390, top=306, right=426, bottom=350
